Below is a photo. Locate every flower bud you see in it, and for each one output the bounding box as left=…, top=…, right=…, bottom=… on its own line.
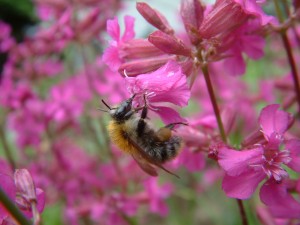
left=148, top=31, right=191, bottom=57
left=199, top=0, right=249, bottom=39
left=180, top=0, right=204, bottom=45
left=14, top=169, right=36, bottom=202
left=136, top=2, right=174, bottom=34
left=120, top=39, right=165, bottom=60
left=118, top=56, right=176, bottom=77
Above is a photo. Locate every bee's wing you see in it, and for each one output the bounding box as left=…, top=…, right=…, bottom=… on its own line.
left=131, top=153, right=158, bottom=177
left=127, top=136, right=180, bottom=178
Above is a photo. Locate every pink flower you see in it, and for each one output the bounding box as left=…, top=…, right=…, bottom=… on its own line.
left=125, top=60, right=190, bottom=123
left=0, top=21, right=15, bottom=52
left=8, top=99, right=48, bottom=149
left=46, top=74, right=92, bottom=123
left=218, top=104, right=299, bottom=199
left=143, top=178, right=173, bottom=216
left=102, top=16, right=135, bottom=71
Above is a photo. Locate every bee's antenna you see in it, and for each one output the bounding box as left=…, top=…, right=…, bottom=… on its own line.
left=101, top=99, right=112, bottom=110
left=130, top=93, right=137, bottom=101
left=98, top=108, right=109, bottom=113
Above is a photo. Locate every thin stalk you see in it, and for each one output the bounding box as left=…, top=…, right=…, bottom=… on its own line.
left=274, top=0, right=300, bottom=116
left=201, top=64, right=248, bottom=225
left=201, top=65, right=227, bottom=142
left=0, top=122, right=16, bottom=170
left=237, top=199, right=248, bottom=225
left=0, top=187, right=32, bottom=225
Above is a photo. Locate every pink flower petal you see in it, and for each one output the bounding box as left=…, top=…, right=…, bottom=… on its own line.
left=234, top=0, right=278, bottom=26
left=154, top=106, right=187, bottom=124
left=222, top=171, right=265, bottom=199
left=122, top=16, right=135, bottom=42
left=106, top=17, right=120, bottom=41
left=241, top=35, right=265, bottom=59
left=260, top=180, right=300, bottom=218
left=176, top=148, right=205, bottom=172
left=218, top=146, right=264, bottom=176
left=285, top=139, right=300, bottom=172
left=102, top=45, right=122, bottom=71
left=259, top=104, right=291, bottom=139
left=36, top=188, right=46, bottom=213
left=222, top=53, right=246, bottom=76
left=126, top=60, right=190, bottom=107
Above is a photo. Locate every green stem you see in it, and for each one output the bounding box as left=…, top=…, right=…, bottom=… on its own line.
left=201, top=65, right=227, bottom=142
left=201, top=65, right=248, bottom=225
left=0, top=122, right=16, bottom=170
left=274, top=0, right=300, bottom=116
left=0, top=187, right=32, bottom=225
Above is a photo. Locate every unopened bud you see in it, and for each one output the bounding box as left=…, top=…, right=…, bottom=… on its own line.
left=14, top=169, right=36, bottom=202
left=136, top=2, right=174, bottom=35
left=120, top=39, right=165, bottom=60
left=199, top=0, right=249, bottom=39
left=180, top=0, right=204, bottom=45
left=118, top=56, right=176, bottom=77
left=148, top=31, right=191, bottom=57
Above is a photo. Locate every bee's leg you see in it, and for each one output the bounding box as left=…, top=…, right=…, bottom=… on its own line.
left=165, top=122, right=188, bottom=130
left=123, top=110, right=135, bottom=120
left=157, top=122, right=188, bottom=141
left=137, top=106, right=148, bottom=136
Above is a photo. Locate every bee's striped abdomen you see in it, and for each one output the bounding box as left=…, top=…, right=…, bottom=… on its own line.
left=139, top=135, right=183, bottom=163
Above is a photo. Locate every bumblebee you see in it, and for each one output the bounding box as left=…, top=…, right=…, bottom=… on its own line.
left=101, top=94, right=186, bottom=177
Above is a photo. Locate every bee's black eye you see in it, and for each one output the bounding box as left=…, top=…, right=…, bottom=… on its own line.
left=112, top=99, right=133, bottom=121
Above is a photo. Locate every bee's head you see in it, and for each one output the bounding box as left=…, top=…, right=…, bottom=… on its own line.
left=101, top=95, right=136, bottom=122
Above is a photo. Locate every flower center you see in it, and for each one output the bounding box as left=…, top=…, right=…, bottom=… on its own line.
left=261, top=149, right=291, bottom=182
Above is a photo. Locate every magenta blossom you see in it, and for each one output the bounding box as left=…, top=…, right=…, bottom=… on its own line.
left=0, top=21, right=15, bottom=52
left=102, top=16, right=135, bottom=71
left=217, top=104, right=299, bottom=200
left=142, top=178, right=173, bottom=216
left=125, top=60, right=190, bottom=123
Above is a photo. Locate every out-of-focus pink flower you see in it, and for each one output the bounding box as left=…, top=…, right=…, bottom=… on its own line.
left=218, top=104, right=299, bottom=200
left=8, top=98, right=48, bottom=149
left=125, top=60, right=190, bottom=123
left=102, top=16, right=135, bottom=71
left=0, top=21, right=15, bottom=52
left=0, top=80, right=35, bottom=109
left=171, top=148, right=205, bottom=172
left=46, top=74, right=92, bottom=123
left=93, top=65, right=129, bottom=104
left=143, top=178, right=173, bottom=216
